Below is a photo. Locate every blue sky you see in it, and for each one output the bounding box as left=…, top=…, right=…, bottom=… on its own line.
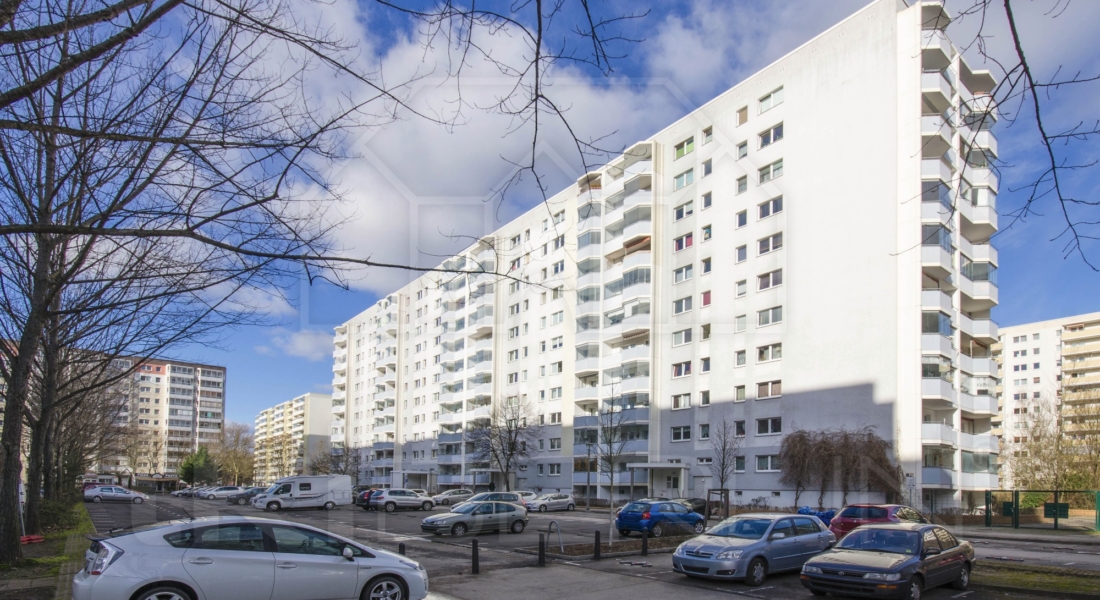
left=171, top=0, right=1100, bottom=425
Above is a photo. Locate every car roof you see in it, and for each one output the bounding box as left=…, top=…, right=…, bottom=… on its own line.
left=845, top=504, right=902, bottom=509
left=725, top=512, right=798, bottom=520
left=855, top=522, right=931, bottom=532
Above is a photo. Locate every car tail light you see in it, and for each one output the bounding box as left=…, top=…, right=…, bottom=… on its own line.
left=88, top=541, right=123, bottom=575
left=642, top=512, right=651, bottom=520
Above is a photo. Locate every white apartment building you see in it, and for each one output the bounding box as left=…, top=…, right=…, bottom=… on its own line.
left=332, top=0, right=1001, bottom=510
left=996, top=312, right=1100, bottom=486
left=254, top=392, right=333, bottom=485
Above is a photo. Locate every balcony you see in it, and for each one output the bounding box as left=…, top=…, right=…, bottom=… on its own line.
left=577, top=300, right=601, bottom=316
left=611, top=376, right=650, bottom=395
left=921, top=376, right=955, bottom=401
left=439, top=411, right=463, bottom=424
left=1062, top=339, right=1100, bottom=358
left=922, top=467, right=957, bottom=489
left=921, top=333, right=955, bottom=357
left=920, top=115, right=953, bottom=157
left=921, top=29, right=955, bottom=70
left=921, top=423, right=958, bottom=447
left=921, top=157, right=953, bottom=184
left=373, top=441, right=395, bottom=450
left=960, top=472, right=998, bottom=490
left=331, top=403, right=346, bottom=416
left=958, top=278, right=997, bottom=313
left=958, top=238, right=998, bottom=266
left=921, top=71, right=954, bottom=113
left=622, top=219, right=653, bottom=249
left=438, top=454, right=463, bottom=464
left=467, top=405, right=492, bottom=420
left=374, top=422, right=395, bottom=434
left=966, top=167, right=999, bottom=193
left=920, top=289, right=953, bottom=313
left=963, top=355, right=997, bottom=375
left=438, top=433, right=463, bottom=444
left=575, top=385, right=599, bottom=402
left=959, top=432, right=998, bottom=453
left=1063, top=356, right=1100, bottom=373
left=921, top=198, right=952, bottom=227
left=1064, top=373, right=1100, bottom=389
left=968, top=128, right=998, bottom=159
left=920, top=245, right=953, bottom=280
left=575, top=357, right=599, bottom=376
left=959, top=393, right=998, bottom=416
left=373, top=457, right=394, bottom=468
left=577, top=272, right=601, bottom=289
left=959, top=315, right=997, bottom=344
left=623, top=250, right=651, bottom=272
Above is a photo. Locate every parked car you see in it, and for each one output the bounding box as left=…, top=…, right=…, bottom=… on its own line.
left=200, top=486, right=244, bottom=500
left=672, top=497, right=708, bottom=516
left=409, top=489, right=429, bottom=497
left=526, top=493, right=575, bottom=512
left=455, top=492, right=526, bottom=512
left=83, top=486, right=149, bottom=504
left=514, top=491, right=538, bottom=506
left=181, top=487, right=212, bottom=498
left=71, top=515, right=429, bottom=600
left=170, top=487, right=193, bottom=497
left=370, top=488, right=435, bottom=512
left=226, top=487, right=266, bottom=506
left=421, top=501, right=528, bottom=536
left=673, top=513, right=835, bottom=586
left=251, top=475, right=354, bottom=511
left=801, top=523, right=973, bottom=599
left=616, top=500, right=705, bottom=538
left=432, top=489, right=473, bottom=506
left=829, top=504, right=928, bottom=539
left=355, top=488, right=381, bottom=510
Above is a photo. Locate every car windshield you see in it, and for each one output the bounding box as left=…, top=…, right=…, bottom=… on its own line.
left=707, top=517, right=773, bottom=540
left=451, top=503, right=481, bottom=514
left=536, top=494, right=555, bottom=500
left=837, top=529, right=920, bottom=555
left=840, top=506, right=889, bottom=519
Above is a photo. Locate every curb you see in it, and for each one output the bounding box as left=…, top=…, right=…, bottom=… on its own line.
left=972, top=583, right=1100, bottom=599
left=513, top=546, right=676, bottom=561
left=954, top=530, right=1100, bottom=546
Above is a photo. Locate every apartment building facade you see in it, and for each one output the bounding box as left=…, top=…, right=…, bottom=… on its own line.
left=996, top=312, right=1100, bottom=486
left=253, top=392, right=333, bottom=485
left=332, top=0, right=1001, bottom=510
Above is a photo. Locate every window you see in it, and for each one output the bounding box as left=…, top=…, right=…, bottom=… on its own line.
left=673, top=265, right=694, bottom=283
left=270, top=526, right=352, bottom=556
left=759, top=159, right=783, bottom=183
left=702, top=159, right=712, bottom=176
left=758, top=380, right=782, bottom=399
left=701, top=357, right=711, bottom=372
left=673, top=328, right=693, bottom=346
left=702, top=225, right=712, bottom=241
left=700, top=390, right=710, bottom=406
left=551, top=311, right=564, bottom=325
left=703, top=127, right=713, bottom=144
left=552, top=260, right=565, bottom=275
left=674, top=169, right=694, bottom=190
left=671, top=426, right=691, bottom=441
left=736, top=280, right=747, bottom=297
left=758, top=269, right=783, bottom=290
left=507, top=350, right=519, bottom=362
left=509, top=281, right=521, bottom=293
left=735, top=350, right=746, bottom=366
left=674, top=233, right=693, bottom=251
left=509, top=303, right=520, bottom=316
left=549, top=463, right=561, bottom=475
left=553, top=211, right=565, bottom=225
left=735, top=210, right=747, bottom=228
left=735, top=314, right=747, bottom=332
left=757, top=417, right=782, bottom=435
left=199, top=524, right=265, bottom=552
left=736, top=245, right=747, bottom=263
left=758, top=343, right=782, bottom=362
left=700, top=424, right=710, bottom=440
left=702, top=192, right=712, bottom=209
left=736, top=176, right=748, bottom=194
left=538, top=464, right=544, bottom=476
left=759, top=123, right=784, bottom=147
left=758, top=87, right=784, bottom=113
left=552, top=286, right=564, bottom=300
left=701, top=291, right=711, bottom=307
left=550, top=412, right=562, bottom=423
left=759, top=196, right=783, bottom=219
left=509, top=326, right=520, bottom=338
left=702, top=323, right=711, bottom=340
left=510, top=234, right=522, bottom=249
left=507, top=373, right=519, bottom=384
left=550, top=438, right=561, bottom=450
left=550, top=388, right=562, bottom=400
left=674, top=201, right=694, bottom=221
left=735, top=386, right=746, bottom=402
left=673, top=296, right=693, bottom=315
left=756, top=455, right=781, bottom=472
left=674, top=137, right=694, bottom=159
left=736, top=141, right=748, bottom=159
left=759, top=233, right=782, bottom=255
left=698, top=457, right=713, bottom=465
left=672, top=361, right=692, bottom=377
left=672, top=393, right=691, bottom=409
left=736, top=106, right=748, bottom=125
left=758, top=306, right=783, bottom=326
left=702, top=258, right=712, bottom=274
left=551, top=336, right=563, bottom=349
left=549, top=361, right=563, bottom=374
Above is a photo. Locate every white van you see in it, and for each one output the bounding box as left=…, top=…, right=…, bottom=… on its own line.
left=250, top=475, right=353, bottom=511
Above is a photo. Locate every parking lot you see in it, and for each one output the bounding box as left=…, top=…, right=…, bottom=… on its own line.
left=81, top=495, right=1055, bottom=600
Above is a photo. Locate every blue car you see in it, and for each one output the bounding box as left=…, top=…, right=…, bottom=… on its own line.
left=616, top=500, right=706, bottom=538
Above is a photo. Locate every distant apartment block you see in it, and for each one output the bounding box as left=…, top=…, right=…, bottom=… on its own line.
left=254, top=392, right=333, bottom=484
left=332, top=0, right=1002, bottom=510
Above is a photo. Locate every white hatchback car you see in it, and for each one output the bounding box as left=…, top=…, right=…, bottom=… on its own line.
left=71, top=516, right=429, bottom=600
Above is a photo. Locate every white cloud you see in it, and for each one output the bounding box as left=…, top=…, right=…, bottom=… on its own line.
left=261, top=328, right=334, bottom=362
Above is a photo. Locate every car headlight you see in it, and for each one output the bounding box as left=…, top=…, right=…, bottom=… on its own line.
left=715, top=549, right=743, bottom=560
left=88, top=542, right=124, bottom=575
left=399, top=560, right=424, bottom=571
left=863, top=572, right=901, bottom=581
left=802, top=565, right=822, bottom=574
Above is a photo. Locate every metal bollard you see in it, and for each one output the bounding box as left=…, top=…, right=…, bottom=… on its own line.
left=538, top=533, right=546, bottom=566
left=398, top=542, right=405, bottom=556
left=472, top=538, right=480, bottom=574
left=641, top=531, right=648, bottom=556
left=594, top=530, right=601, bottom=561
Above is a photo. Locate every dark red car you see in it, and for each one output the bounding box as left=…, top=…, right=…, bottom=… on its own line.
left=828, top=504, right=928, bottom=538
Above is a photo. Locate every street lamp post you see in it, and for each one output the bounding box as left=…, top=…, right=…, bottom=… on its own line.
left=585, top=442, right=593, bottom=511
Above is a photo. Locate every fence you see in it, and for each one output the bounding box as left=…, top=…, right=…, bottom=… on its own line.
left=928, top=490, right=1099, bottom=531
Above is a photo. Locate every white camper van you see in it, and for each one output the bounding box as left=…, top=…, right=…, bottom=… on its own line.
left=250, top=475, right=353, bottom=511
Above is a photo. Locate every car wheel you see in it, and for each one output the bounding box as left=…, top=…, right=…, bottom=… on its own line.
left=510, top=520, right=526, bottom=534
left=650, top=523, right=663, bottom=538
left=385, top=502, right=397, bottom=513
left=421, top=501, right=433, bottom=511
left=324, top=501, right=336, bottom=510
left=566, top=504, right=574, bottom=511
left=238, top=498, right=247, bottom=505
left=266, top=501, right=280, bottom=511
left=137, top=584, right=194, bottom=600
left=133, top=497, right=144, bottom=504
left=92, top=496, right=101, bottom=503
left=538, top=505, right=547, bottom=512
left=363, top=575, right=405, bottom=600
left=618, top=529, right=631, bottom=537
left=745, top=557, right=767, bottom=586
left=692, top=520, right=704, bottom=534
left=950, top=565, right=970, bottom=591
left=905, top=576, right=923, bottom=600
left=442, top=499, right=451, bottom=505
left=451, top=523, right=467, bottom=537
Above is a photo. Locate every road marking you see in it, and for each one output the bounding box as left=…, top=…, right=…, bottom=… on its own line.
left=951, top=592, right=974, bottom=598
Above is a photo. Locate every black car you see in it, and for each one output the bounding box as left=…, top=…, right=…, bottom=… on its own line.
left=355, top=488, right=381, bottom=510
left=225, top=487, right=266, bottom=505
left=800, top=523, right=973, bottom=599
left=671, top=497, right=708, bottom=516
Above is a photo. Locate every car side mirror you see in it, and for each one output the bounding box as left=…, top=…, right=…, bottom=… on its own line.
left=923, top=547, right=940, bottom=557
left=771, top=533, right=786, bottom=540
left=342, top=546, right=355, bottom=561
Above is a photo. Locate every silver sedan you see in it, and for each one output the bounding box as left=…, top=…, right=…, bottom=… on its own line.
left=526, top=493, right=575, bottom=512
left=83, top=486, right=149, bottom=504
left=71, top=515, right=429, bottom=600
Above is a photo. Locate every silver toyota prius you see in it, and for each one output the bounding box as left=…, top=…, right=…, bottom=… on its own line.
left=71, top=516, right=429, bottom=600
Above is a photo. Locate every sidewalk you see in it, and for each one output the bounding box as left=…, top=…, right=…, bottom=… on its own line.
left=948, top=525, right=1100, bottom=546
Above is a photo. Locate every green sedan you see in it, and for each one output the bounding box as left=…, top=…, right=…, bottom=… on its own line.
left=421, top=501, right=528, bottom=536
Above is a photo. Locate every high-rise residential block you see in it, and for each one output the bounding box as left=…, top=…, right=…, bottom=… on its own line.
left=253, top=392, right=334, bottom=485
left=332, top=0, right=1001, bottom=510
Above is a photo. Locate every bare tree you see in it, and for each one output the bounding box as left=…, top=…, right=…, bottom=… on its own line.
left=212, top=422, right=254, bottom=486
left=465, top=397, right=542, bottom=492
left=781, top=427, right=901, bottom=510
left=594, top=393, right=631, bottom=542
left=778, top=429, right=814, bottom=508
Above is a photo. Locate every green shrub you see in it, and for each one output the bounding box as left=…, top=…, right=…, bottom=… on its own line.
left=38, top=500, right=82, bottom=531
left=1019, top=492, right=1048, bottom=510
